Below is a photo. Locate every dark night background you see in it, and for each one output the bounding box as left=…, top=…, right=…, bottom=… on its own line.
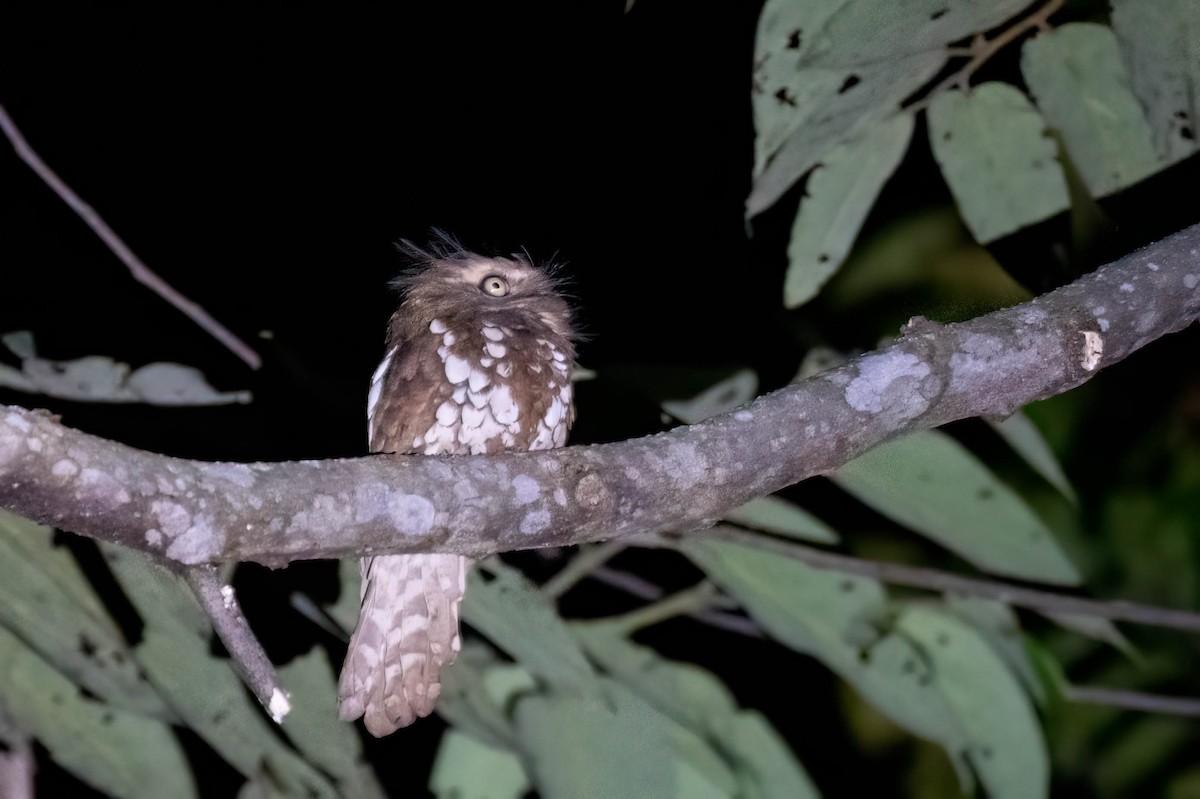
left=2, top=3, right=1199, bottom=797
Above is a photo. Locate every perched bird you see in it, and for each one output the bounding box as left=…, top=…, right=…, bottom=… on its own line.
left=338, top=236, right=577, bottom=736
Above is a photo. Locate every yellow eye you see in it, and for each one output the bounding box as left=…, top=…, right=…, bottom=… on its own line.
left=480, top=275, right=510, bottom=297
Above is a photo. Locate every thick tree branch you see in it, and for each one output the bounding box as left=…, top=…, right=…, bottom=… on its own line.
left=0, top=225, right=1197, bottom=566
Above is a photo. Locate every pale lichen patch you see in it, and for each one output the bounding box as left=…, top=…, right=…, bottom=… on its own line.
left=79, top=468, right=131, bottom=506
left=166, top=512, right=220, bottom=563
left=512, top=474, right=540, bottom=505
left=520, top=509, right=550, bottom=535
left=52, top=459, right=79, bottom=478
left=386, top=493, right=436, bottom=536
left=845, top=352, right=932, bottom=414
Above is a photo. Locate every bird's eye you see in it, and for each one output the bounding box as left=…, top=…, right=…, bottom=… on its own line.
left=480, top=275, right=510, bottom=297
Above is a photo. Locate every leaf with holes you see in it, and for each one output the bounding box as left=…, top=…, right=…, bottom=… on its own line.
left=831, top=430, right=1079, bottom=585
left=928, top=83, right=1070, bottom=243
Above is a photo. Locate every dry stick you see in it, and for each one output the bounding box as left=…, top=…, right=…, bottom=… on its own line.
left=697, top=527, right=1200, bottom=635
left=1064, top=686, right=1200, bottom=719
left=589, top=565, right=764, bottom=638
left=184, top=565, right=290, bottom=724
left=906, top=0, right=1066, bottom=113
left=541, top=540, right=628, bottom=599
left=0, top=104, right=261, bottom=371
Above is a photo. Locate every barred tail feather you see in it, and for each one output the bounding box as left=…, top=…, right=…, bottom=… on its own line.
left=338, top=553, right=469, bottom=736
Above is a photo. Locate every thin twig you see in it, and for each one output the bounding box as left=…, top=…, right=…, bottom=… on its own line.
left=590, top=566, right=764, bottom=638
left=185, top=565, right=290, bottom=723
left=1065, top=686, right=1200, bottom=718
left=693, top=527, right=1200, bottom=635
left=602, top=581, right=724, bottom=634
left=906, top=0, right=1066, bottom=113
left=541, top=541, right=627, bottom=599
left=0, top=104, right=261, bottom=370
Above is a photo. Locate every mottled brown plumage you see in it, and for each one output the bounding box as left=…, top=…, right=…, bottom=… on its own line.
left=338, top=238, right=576, bottom=736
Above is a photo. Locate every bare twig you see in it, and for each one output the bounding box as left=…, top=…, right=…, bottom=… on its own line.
left=589, top=566, right=764, bottom=638
left=541, top=541, right=627, bottom=599
left=697, top=527, right=1200, bottom=635
left=1065, top=686, right=1200, bottom=718
left=907, top=0, right=1066, bottom=113
left=602, top=581, right=724, bottom=634
left=0, top=104, right=261, bottom=370
left=184, top=565, right=289, bottom=723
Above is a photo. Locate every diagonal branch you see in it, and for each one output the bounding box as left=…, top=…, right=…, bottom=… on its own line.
left=0, top=224, right=1197, bottom=567
left=0, top=104, right=262, bottom=371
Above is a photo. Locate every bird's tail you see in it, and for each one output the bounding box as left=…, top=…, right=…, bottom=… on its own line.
left=337, top=552, right=469, bottom=736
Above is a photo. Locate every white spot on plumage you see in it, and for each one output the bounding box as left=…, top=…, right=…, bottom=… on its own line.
left=435, top=400, right=458, bottom=425
left=489, top=384, right=520, bottom=424
left=480, top=356, right=494, bottom=367
left=442, top=330, right=457, bottom=346
left=497, top=361, right=513, bottom=378
left=452, top=386, right=467, bottom=404
left=468, top=368, right=490, bottom=392
left=444, top=353, right=470, bottom=384
left=430, top=319, right=447, bottom=334
left=482, top=325, right=504, bottom=341
left=485, top=341, right=508, bottom=358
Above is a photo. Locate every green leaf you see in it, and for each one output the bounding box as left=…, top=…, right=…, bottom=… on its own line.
left=0, top=331, right=250, bottom=405
left=943, top=596, right=1044, bottom=705
left=830, top=430, right=1080, bottom=585
left=684, top=539, right=968, bottom=755
left=1111, top=0, right=1200, bottom=164
left=430, top=730, right=530, bottom=799
left=1021, top=23, right=1164, bottom=197
left=278, top=649, right=385, bottom=798
left=1037, top=612, right=1138, bottom=661
left=514, top=681, right=701, bottom=799
left=574, top=623, right=820, bottom=799
left=928, top=83, right=1069, bottom=243
left=103, top=546, right=338, bottom=798
left=724, top=495, right=838, bottom=544
left=784, top=114, right=914, bottom=307
left=0, top=625, right=196, bottom=799
left=986, top=411, right=1076, bottom=504
left=463, top=562, right=600, bottom=698
left=0, top=511, right=168, bottom=718
left=896, top=604, right=1049, bottom=799
left=749, top=0, right=1033, bottom=216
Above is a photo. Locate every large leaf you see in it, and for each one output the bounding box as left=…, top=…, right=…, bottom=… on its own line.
left=784, top=114, right=913, bottom=308
left=514, top=680, right=713, bottom=799
left=463, top=561, right=600, bottom=698
left=986, top=411, right=1076, bottom=504
left=896, top=604, right=1049, bottom=799
left=830, top=430, right=1079, bottom=584
left=749, top=0, right=1034, bottom=215
left=928, top=83, right=1070, bottom=243
left=0, top=511, right=168, bottom=718
left=278, top=648, right=385, bottom=798
left=685, top=539, right=969, bottom=759
left=430, top=730, right=530, bottom=799
left=1021, top=23, right=1163, bottom=197
left=574, top=622, right=820, bottom=799
left=1111, top=0, right=1200, bottom=164
left=103, top=546, right=338, bottom=798
left=0, top=625, right=196, bottom=799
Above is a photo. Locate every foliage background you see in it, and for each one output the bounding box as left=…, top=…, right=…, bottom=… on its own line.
left=1, top=1, right=1198, bottom=797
